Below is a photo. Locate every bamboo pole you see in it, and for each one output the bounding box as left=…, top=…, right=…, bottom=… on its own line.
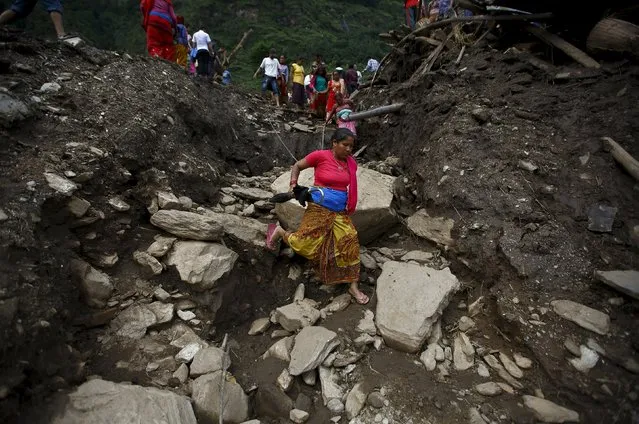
left=602, top=137, right=639, bottom=181
left=346, top=103, right=404, bottom=121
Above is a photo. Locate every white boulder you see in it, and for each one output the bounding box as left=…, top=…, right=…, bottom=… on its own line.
left=165, top=241, right=238, bottom=290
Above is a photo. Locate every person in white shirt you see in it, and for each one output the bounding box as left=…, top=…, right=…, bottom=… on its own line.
left=364, top=58, right=379, bottom=73
left=191, top=28, right=214, bottom=77
left=253, top=48, right=280, bottom=107
left=303, top=73, right=312, bottom=105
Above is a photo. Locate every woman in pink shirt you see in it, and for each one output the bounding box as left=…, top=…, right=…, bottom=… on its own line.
left=266, top=128, right=368, bottom=304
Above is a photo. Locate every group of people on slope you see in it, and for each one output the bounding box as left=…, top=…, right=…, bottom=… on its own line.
left=404, top=0, right=467, bottom=30
left=139, top=0, right=226, bottom=80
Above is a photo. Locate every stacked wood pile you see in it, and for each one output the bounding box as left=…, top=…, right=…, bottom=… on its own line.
left=370, top=8, right=639, bottom=88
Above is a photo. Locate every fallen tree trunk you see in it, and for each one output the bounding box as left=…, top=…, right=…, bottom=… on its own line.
left=526, top=25, right=600, bottom=68
left=601, top=137, right=639, bottom=182
left=222, top=29, right=253, bottom=67
left=346, top=103, right=404, bottom=121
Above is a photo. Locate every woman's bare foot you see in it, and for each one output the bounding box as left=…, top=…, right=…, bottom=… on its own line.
left=349, top=282, right=369, bottom=305
left=266, top=224, right=288, bottom=251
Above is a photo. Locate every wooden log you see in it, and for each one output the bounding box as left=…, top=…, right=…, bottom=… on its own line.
left=345, top=103, right=404, bottom=121
left=526, top=25, right=600, bottom=69
left=587, top=18, right=639, bottom=56
left=415, top=36, right=441, bottom=47
left=601, top=137, right=639, bottom=182
left=407, top=32, right=452, bottom=85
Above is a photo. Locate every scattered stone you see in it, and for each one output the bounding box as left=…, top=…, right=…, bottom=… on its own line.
left=157, top=191, right=181, bottom=210
left=405, top=209, right=454, bottom=246
left=356, top=309, right=377, bottom=336
left=327, top=398, right=345, bottom=414
left=319, top=366, right=344, bottom=405
left=333, top=352, right=364, bottom=368
left=471, top=107, right=490, bottom=123
left=551, top=300, right=610, bottom=335
left=40, top=82, right=62, bottom=93
left=497, top=382, right=515, bottom=394
left=345, top=382, right=368, bottom=420
left=69, top=259, right=114, bottom=308
left=88, top=252, right=118, bottom=268
left=166, top=241, right=238, bottom=290
left=67, top=197, right=91, bottom=217
left=376, top=261, right=460, bottom=353
left=220, top=194, right=236, bottom=206
left=0, top=92, right=30, bottom=127
left=111, top=305, right=157, bottom=339
left=420, top=344, right=438, bottom=371
left=513, top=353, right=533, bottom=369
left=272, top=167, right=397, bottom=244
left=263, top=337, right=295, bottom=362
left=146, top=301, right=174, bottom=325
left=475, top=382, right=503, bottom=396
left=321, top=294, right=352, bottom=315
left=146, top=362, right=160, bottom=372
left=518, top=160, right=538, bottom=173
left=400, top=250, right=434, bottom=263
left=468, top=296, right=484, bottom=317
left=190, top=347, right=230, bottom=377
left=367, top=391, right=385, bottom=409
left=453, top=332, right=475, bottom=371
left=360, top=252, right=377, bottom=270
left=289, top=326, right=340, bottom=376
left=522, top=395, right=579, bottom=423
left=273, top=299, right=321, bottom=332
left=458, top=316, right=475, bottom=332
left=587, top=204, right=617, bottom=233
left=50, top=379, right=196, bottom=424
left=175, top=342, right=204, bottom=364
left=192, top=371, right=249, bottom=424
left=147, top=236, right=177, bottom=258
left=595, top=270, right=639, bottom=300
left=271, top=329, right=292, bottom=338
left=249, top=318, right=271, bottom=335
left=177, top=309, right=196, bottom=321
left=354, top=334, right=375, bottom=347
left=477, top=362, right=490, bottom=377
left=154, top=287, right=171, bottom=302
left=133, top=250, right=163, bottom=275
left=240, top=204, right=255, bottom=217
left=608, top=297, right=625, bottom=306
left=151, top=210, right=223, bottom=241
left=468, top=407, right=486, bottom=424
left=499, top=352, right=524, bottom=378
left=44, top=172, right=77, bottom=196
left=173, top=363, right=189, bottom=384
left=108, top=197, right=130, bottom=212
left=483, top=354, right=523, bottom=389
left=293, top=283, right=305, bottom=301
left=564, top=339, right=581, bottom=357
left=178, top=196, right=193, bottom=210
left=277, top=369, right=294, bottom=392
left=0, top=208, right=7, bottom=221
left=290, top=409, right=310, bottom=424
left=302, top=370, right=317, bottom=386
left=175, top=299, right=197, bottom=311
left=569, top=345, right=599, bottom=373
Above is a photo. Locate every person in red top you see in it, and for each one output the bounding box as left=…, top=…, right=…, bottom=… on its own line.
left=265, top=128, right=369, bottom=305
left=140, top=0, right=177, bottom=61
left=404, top=0, right=420, bottom=30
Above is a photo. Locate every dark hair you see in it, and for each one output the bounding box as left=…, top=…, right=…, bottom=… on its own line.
left=349, top=64, right=355, bottom=69
left=269, top=48, right=276, bottom=55
left=331, top=128, right=355, bottom=144
left=316, top=65, right=327, bottom=77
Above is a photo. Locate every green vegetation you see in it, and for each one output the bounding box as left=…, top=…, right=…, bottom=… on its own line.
left=17, top=0, right=402, bottom=87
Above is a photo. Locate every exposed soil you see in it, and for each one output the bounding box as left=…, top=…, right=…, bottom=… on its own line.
left=0, top=27, right=638, bottom=424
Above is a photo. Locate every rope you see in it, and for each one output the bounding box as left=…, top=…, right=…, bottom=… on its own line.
left=269, top=120, right=298, bottom=162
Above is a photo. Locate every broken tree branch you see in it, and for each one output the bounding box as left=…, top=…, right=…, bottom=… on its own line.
left=222, top=29, right=253, bottom=67
left=408, top=32, right=453, bottom=84
left=455, top=45, right=466, bottom=64
left=346, top=103, right=404, bottom=121
left=526, top=25, right=600, bottom=69
left=601, top=137, right=639, bottom=181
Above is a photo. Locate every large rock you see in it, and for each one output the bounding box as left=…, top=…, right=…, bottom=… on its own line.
left=150, top=210, right=223, bottom=241
left=345, top=382, right=368, bottom=420
left=190, top=347, right=230, bottom=377
left=0, top=93, right=30, bottom=127
left=405, top=209, right=454, bottom=246
left=69, top=259, right=114, bottom=308
left=230, top=187, right=273, bottom=201
left=192, top=371, right=249, bottom=424
left=595, top=270, right=639, bottom=300
left=110, top=305, right=157, bottom=339
left=522, top=395, right=580, bottom=423
left=551, top=300, right=610, bottom=335
left=271, top=167, right=397, bottom=244
left=165, top=241, right=238, bottom=290
left=375, top=261, right=460, bottom=352
left=51, top=379, right=196, bottom=424
left=44, top=172, right=77, bottom=196
left=204, top=211, right=267, bottom=248
left=273, top=299, right=321, bottom=332
left=319, top=366, right=344, bottom=405
left=289, top=326, right=340, bottom=376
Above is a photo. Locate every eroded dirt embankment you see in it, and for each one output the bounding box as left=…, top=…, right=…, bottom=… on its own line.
left=0, top=30, right=638, bottom=424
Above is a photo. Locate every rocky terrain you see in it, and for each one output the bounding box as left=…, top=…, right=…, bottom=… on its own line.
left=1, top=24, right=638, bottom=424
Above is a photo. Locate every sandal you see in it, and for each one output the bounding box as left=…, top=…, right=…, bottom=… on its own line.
left=349, top=288, right=370, bottom=305
left=265, top=223, right=279, bottom=251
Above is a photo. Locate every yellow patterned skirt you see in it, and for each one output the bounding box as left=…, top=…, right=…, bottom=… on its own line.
left=176, top=44, right=189, bottom=67
left=284, top=203, right=360, bottom=285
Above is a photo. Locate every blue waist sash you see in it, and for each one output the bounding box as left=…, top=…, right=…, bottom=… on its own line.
left=149, top=11, right=173, bottom=24
left=309, top=187, right=347, bottom=213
